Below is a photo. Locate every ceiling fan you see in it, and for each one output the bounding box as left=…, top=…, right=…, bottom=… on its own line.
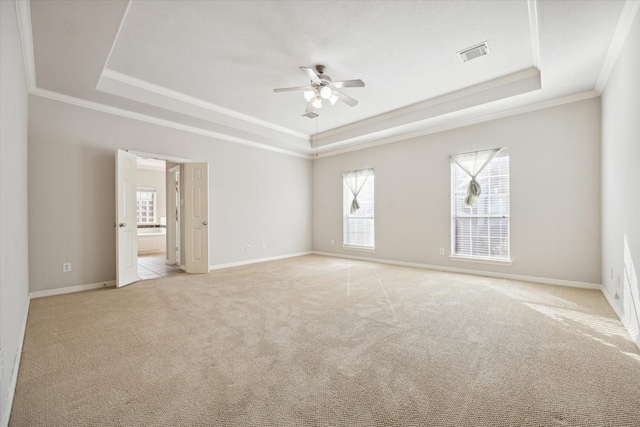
left=273, top=65, right=365, bottom=115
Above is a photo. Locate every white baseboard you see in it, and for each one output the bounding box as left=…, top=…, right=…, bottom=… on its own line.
left=600, top=285, right=624, bottom=319
left=312, top=251, right=601, bottom=290
left=1, top=298, right=30, bottom=427
left=209, top=251, right=313, bottom=271
left=29, top=280, right=116, bottom=299
left=601, top=285, right=640, bottom=352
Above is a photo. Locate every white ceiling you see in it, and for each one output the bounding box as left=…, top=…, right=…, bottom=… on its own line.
left=23, top=0, right=634, bottom=157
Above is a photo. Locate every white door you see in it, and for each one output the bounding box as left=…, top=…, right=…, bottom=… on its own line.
left=184, top=162, right=209, bottom=273
left=116, top=149, right=138, bottom=287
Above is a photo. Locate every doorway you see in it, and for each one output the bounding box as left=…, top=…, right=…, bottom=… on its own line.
left=116, top=149, right=210, bottom=287
left=135, top=157, right=183, bottom=280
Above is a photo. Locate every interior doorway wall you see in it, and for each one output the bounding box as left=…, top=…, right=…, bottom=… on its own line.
left=136, top=157, right=176, bottom=280
left=167, top=164, right=181, bottom=266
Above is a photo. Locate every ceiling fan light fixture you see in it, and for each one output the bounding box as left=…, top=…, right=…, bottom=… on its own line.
left=312, top=96, right=322, bottom=109
left=320, top=85, right=332, bottom=99
left=303, top=90, right=315, bottom=102
left=329, top=93, right=339, bottom=105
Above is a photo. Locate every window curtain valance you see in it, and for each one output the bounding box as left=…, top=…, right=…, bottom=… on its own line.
left=343, top=168, right=373, bottom=214
left=450, top=148, right=503, bottom=207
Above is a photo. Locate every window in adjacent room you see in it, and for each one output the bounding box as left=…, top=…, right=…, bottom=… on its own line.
left=343, top=168, right=375, bottom=249
left=137, top=187, right=156, bottom=224
left=451, top=148, right=509, bottom=262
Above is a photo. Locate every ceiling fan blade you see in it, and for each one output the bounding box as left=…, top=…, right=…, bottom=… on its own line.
left=305, top=98, right=316, bottom=113
left=273, top=86, right=312, bottom=93
left=300, top=66, right=320, bottom=82
left=334, top=89, right=358, bottom=107
left=332, top=79, right=365, bottom=89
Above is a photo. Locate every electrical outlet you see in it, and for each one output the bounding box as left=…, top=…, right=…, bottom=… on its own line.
left=439, top=248, right=445, bottom=255
left=245, top=244, right=251, bottom=251
left=330, top=240, right=335, bottom=246
left=262, top=243, right=266, bottom=249
left=62, top=262, right=71, bottom=273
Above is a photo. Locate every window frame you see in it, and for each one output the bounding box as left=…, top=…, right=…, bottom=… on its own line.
left=450, top=150, right=511, bottom=265
left=136, top=187, right=157, bottom=225
left=343, top=169, right=375, bottom=251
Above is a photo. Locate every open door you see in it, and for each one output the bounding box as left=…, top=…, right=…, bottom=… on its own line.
left=184, top=162, right=209, bottom=273
left=116, top=149, right=138, bottom=287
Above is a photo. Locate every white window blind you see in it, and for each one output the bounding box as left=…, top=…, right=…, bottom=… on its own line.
left=137, top=187, right=156, bottom=224
left=451, top=150, right=509, bottom=260
left=343, top=169, right=375, bottom=249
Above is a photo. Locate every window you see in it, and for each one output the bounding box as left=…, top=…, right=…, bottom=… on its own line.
left=343, top=169, right=375, bottom=249
left=451, top=150, right=509, bottom=261
left=137, top=187, right=156, bottom=224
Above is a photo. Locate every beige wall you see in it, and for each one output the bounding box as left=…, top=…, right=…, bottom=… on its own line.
left=1, top=0, right=31, bottom=421
left=313, top=98, right=601, bottom=285
left=601, top=11, right=640, bottom=346
left=28, top=96, right=312, bottom=292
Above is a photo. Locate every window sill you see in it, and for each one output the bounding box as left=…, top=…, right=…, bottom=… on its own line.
left=449, top=255, right=512, bottom=266
left=343, top=245, right=376, bottom=253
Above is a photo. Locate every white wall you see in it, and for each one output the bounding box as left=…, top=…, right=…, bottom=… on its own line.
left=313, top=98, right=601, bottom=285
left=28, top=96, right=312, bottom=293
left=137, top=167, right=166, bottom=222
left=0, top=0, right=31, bottom=423
left=601, top=11, right=640, bottom=346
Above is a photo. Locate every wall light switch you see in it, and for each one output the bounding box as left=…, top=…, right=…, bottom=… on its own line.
left=439, top=248, right=445, bottom=255
left=62, top=262, right=71, bottom=273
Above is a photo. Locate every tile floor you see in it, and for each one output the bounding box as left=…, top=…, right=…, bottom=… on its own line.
left=137, top=252, right=184, bottom=280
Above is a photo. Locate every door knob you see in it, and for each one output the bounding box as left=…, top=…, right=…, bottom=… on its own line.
left=203, top=221, right=208, bottom=225
left=119, top=223, right=126, bottom=227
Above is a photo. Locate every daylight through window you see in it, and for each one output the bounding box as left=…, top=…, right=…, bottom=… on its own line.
left=451, top=150, right=509, bottom=260
left=343, top=169, right=375, bottom=249
left=137, top=187, right=156, bottom=224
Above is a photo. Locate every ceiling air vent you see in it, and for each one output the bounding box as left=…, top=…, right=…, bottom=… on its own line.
left=457, top=41, right=490, bottom=62
left=302, top=112, right=319, bottom=119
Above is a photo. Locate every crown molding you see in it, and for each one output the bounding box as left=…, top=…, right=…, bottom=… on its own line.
left=314, top=67, right=541, bottom=148
left=314, top=90, right=600, bottom=159
left=100, top=0, right=132, bottom=75
left=15, top=0, right=36, bottom=91
left=30, top=88, right=313, bottom=160
left=97, top=68, right=309, bottom=145
left=527, top=0, right=541, bottom=69
left=595, top=0, right=640, bottom=93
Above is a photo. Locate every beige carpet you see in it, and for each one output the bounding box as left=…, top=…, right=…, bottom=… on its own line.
left=10, top=255, right=640, bottom=426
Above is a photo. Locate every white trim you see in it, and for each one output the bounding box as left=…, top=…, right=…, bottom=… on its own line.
left=99, top=69, right=309, bottom=141
left=343, top=246, right=376, bottom=253
left=1, top=298, right=30, bottom=427
left=527, top=0, right=541, bottom=69
left=128, top=150, right=192, bottom=164
left=99, top=0, right=132, bottom=76
left=209, top=252, right=313, bottom=271
left=313, top=90, right=600, bottom=159
left=450, top=255, right=513, bottom=267
left=29, top=280, right=116, bottom=299
left=29, top=88, right=313, bottom=160
left=312, top=251, right=601, bottom=290
left=15, top=0, right=36, bottom=91
left=601, top=285, right=624, bottom=320
left=601, top=285, right=640, bottom=351
left=317, top=68, right=541, bottom=141
left=595, top=0, right=640, bottom=93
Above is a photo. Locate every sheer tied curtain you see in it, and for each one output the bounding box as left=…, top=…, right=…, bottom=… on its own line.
left=450, top=148, right=502, bottom=207
left=343, top=168, right=373, bottom=214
